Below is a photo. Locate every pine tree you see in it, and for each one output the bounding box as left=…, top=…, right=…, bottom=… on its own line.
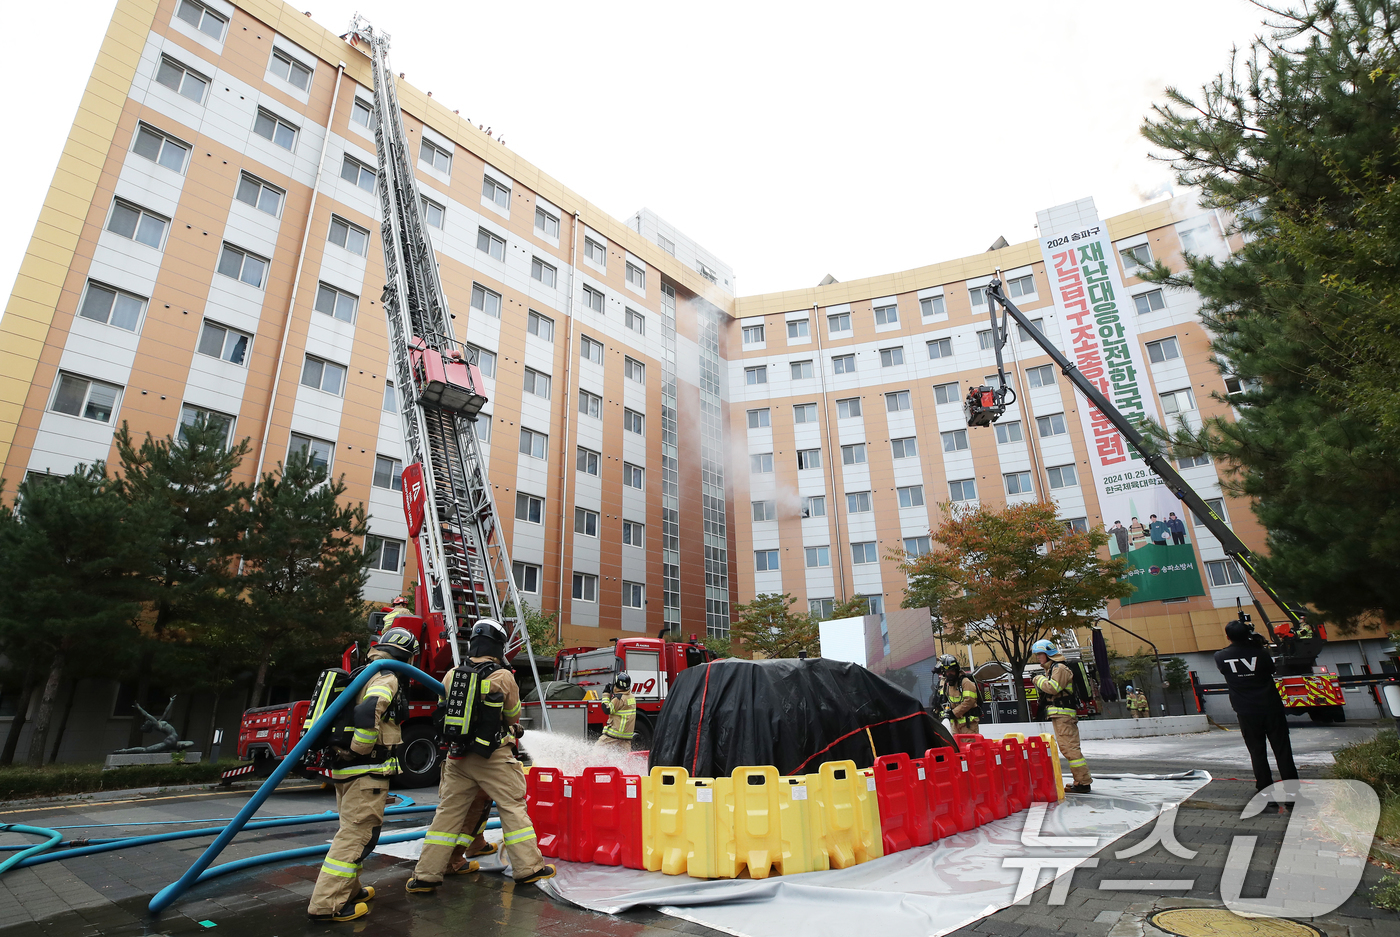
left=1140, top=0, right=1400, bottom=629
left=236, top=449, right=369, bottom=709
left=729, top=593, right=820, bottom=659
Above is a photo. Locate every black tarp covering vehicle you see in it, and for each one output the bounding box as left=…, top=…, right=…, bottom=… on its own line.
left=648, top=657, right=956, bottom=776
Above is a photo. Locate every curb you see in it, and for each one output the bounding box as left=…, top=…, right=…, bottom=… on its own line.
left=0, top=778, right=324, bottom=812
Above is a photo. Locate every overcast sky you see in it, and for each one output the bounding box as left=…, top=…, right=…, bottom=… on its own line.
left=3, top=0, right=1272, bottom=303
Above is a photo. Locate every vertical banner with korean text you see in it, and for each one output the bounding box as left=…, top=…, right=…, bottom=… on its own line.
left=1036, top=201, right=1205, bottom=604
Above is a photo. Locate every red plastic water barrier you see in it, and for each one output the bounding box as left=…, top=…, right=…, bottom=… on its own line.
left=525, top=767, right=573, bottom=859
left=996, top=737, right=1032, bottom=815
left=955, top=739, right=1000, bottom=826
left=571, top=767, right=644, bottom=868
left=873, top=753, right=934, bottom=853
left=923, top=748, right=975, bottom=838
left=1022, top=735, right=1058, bottom=802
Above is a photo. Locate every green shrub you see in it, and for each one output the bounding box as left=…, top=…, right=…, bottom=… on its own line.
left=1332, top=730, right=1400, bottom=799
left=1371, top=874, right=1400, bottom=911
left=0, top=761, right=231, bottom=801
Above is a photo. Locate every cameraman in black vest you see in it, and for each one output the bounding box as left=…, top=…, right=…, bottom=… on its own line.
left=1214, top=618, right=1298, bottom=808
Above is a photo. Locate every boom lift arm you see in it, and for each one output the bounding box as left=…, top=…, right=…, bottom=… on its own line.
left=968, top=274, right=1303, bottom=639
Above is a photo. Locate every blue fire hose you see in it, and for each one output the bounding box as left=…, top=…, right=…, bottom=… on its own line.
left=0, top=825, right=63, bottom=875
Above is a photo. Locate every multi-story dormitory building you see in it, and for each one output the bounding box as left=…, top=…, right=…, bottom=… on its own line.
left=0, top=0, right=1391, bottom=760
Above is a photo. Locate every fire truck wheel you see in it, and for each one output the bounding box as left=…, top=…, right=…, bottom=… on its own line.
left=394, top=724, right=442, bottom=788
left=630, top=713, right=655, bottom=752
left=1309, top=705, right=1346, bottom=724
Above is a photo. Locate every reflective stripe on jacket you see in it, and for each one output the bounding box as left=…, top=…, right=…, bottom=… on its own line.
left=602, top=692, right=637, bottom=739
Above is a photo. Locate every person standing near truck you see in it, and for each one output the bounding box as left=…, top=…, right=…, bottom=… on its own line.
left=1032, top=639, right=1093, bottom=794
left=1215, top=618, right=1299, bottom=808
left=595, top=672, right=637, bottom=750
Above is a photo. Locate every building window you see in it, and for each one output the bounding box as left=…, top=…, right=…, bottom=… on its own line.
left=535, top=207, right=559, bottom=238
left=851, top=541, right=879, bottom=565
left=897, top=484, right=924, bottom=507
left=1134, top=289, right=1166, bottom=315
left=828, top=312, right=851, bottom=334
left=846, top=491, right=873, bottom=513
left=841, top=443, right=867, bottom=465
left=582, top=285, right=604, bottom=313
left=171, top=404, right=232, bottom=451
left=383, top=381, right=397, bottom=412
left=1206, top=558, right=1245, bottom=587
left=574, top=507, right=600, bottom=537
left=805, top=546, right=831, bottom=568
left=236, top=173, right=284, bottom=215
left=833, top=354, right=856, bottom=375
left=1179, top=225, right=1212, bottom=253
left=329, top=216, right=370, bottom=256
left=747, top=408, right=770, bottom=429
left=476, top=227, right=506, bottom=261
left=1063, top=517, right=1089, bottom=534
left=583, top=236, right=606, bottom=266
left=1121, top=243, right=1152, bottom=269
left=837, top=397, right=862, bottom=419
left=921, top=295, right=946, bottom=318
left=132, top=123, right=189, bottom=172
left=1146, top=337, right=1181, bottom=363
left=624, top=409, right=645, bottom=435
left=969, top=286, right=986, bottom=306
left=1026, top=364, right=1055, bottom=388
left=513, top=562, right=541, bottom=593
left=886, top=391, right=911, bottom=413
left=948, top=478, right=977, bottom=502
left=522, top=367, right=551, bottom=400
left=626, top=262, right=646, bottom=289
left=1004, top=471, right=1033, bottom=495
left=351, top=97, right=375, bottom=130
left=1192, top=498, right=1228, bottom=528
left=1177, top=451, right=1211, bottom=469
left=572, top=572, right=598, bottom=602
left=903, top=536, right=932, bottom=557
left=217, top=244, right=268, bottom=288
left=622, top=582, right=645, bottom=608
left=926, top=337, right=953, bottom=360
left=106, top=199, right=167, bottom=249
left=580, top=335, right=604, bottom=364
left=1006, top=274, right=1035, bottom=298
left=420, top=138, right=452, bottom=174
left=977, top=329, right=996, bottom=351
left=468, top=344, right=496, bottom=377
left=933, top=382, right=959, bottom=405
left=176, top=0, right=226, bottom=38
left=941, top=429, right=969, bottom=452
left=515, top=492, right=544, bottom=524
left=745, top=366, right=767, bottom=385
left=1025, top=417, right=1066, bottom=444
left=1017, top=319, right=1046, bottom=342
left=420, top=197, right=445, bottom=228
left=891, top=436, right=918, bottom=459
left=742, top=324, right=765, bottom=344
left=576, top=446, right=600, bottom=475
left=793, top=403, right=818, bottom=423
left=269, top=48, right=312, bottom=90
left=300, top=355, right=347, bottom=395
left=474, top=413, right=491, bottom=443
left=623, top=520, right=645, bottom=546
left=196, top=320, right=249, bottom=365
left=339, top=155, right=375, bottom=193
left=985, top=374, right=1005, bottom=390
left=755, top=549, right=779, bottom=572
left=625, top=308, right=645, bottom=334
left=995, top=421, right=1023, bottom=444
left=750, top=453, right=774, bottom=474
left=365, top=535, right=404, bottom=573
left=787, top=319, right=809, bottom=339
left=373, top=455, right=404, bottom=491
left=79, top=281, right=145, bottom=332
left=527, top=310, right=554, bottom=341
left=752, top=500, right=776, bottom=521
left=1047, top=464, right=1078, bottom=489
left=880, top=347, right=905, bottom=367
left=519, top=428, right=549, bottom=460
left=289, top=432, right=333, bottom=470
left=314, top=283, right=358, bottom=323
left=797, top=448, right=822, bottom=470
left=1160, top=388, right=1196, bottom=415
left=809, top=598, right=836, bottom=621
left=803, top=496, right=826, bottom=518
left=623, top=463, right=644, bottom=489
left=253, top=108, right=298, bottom=149
left=155, top=55, right=209, bottom=102
left=791, top=359, right=815, bottom=380
left=624, top=357, right=645, bottom=384
left=471, top=283, right=503, bottom=317
left=874, top=303, right=898, bottom=325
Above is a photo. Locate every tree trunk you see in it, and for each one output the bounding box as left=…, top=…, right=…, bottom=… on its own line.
left=27, top=654, right=65, bottom=768
left=48, top=680, right=78, bottom=764
left=1, top=670, right=36, bottom=766
left=248, top=658, right=270, bottom=712
left=206, top=688, right=223, bottom=757
left=125, top=655, right=153, bottom=748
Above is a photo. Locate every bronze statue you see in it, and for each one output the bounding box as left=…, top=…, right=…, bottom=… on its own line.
left=113, top=696, right=195, bottom=754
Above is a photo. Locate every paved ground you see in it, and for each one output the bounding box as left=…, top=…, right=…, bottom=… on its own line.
left=0, top=721, right=1394, bottom=937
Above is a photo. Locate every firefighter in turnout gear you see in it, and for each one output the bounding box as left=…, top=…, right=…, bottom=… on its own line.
left=596, top=671, right=636, bottom=750
left=381, top=595, right=412, bottom=629
left=407, top=619, right=555, bottom=892
left=936, top=655, right=981, bottom=734
left=306, top=626, right=418, bottom=922
left=1032, top=639, right=1092, bottom=794
left=1126, top=686, right=1149, bottom=719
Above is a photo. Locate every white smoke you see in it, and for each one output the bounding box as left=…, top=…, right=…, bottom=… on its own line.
left=519, top=730, right=650, bottom=777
